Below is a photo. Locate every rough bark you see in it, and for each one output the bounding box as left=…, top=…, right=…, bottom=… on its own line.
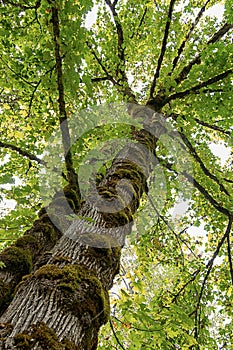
left=0, top=107, right=165, bottom=349
left=0, top=183, right=81, bottom=316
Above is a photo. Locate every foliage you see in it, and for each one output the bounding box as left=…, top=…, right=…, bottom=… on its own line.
left=0, top=0, right=232, bottom=349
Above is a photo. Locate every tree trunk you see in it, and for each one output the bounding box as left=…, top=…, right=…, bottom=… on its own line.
left=0, top=107, right=165, bottom=349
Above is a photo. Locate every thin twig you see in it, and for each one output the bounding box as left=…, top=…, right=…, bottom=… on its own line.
left=227, top=229, right=233, bottom=286
left=26, top=79, right=41, bottom=118
left=191, top=216, right=233, bottom=316
left=178, top=129, right=229, bottom=195
left=157, top=157, right=230, bottom=217
left=109, top=318, right=126, bottom=350
left=2, top=0, right=41, bottom=10
left=171, top=0, right=211, bottom=72
left=194, top=117, right=230, bottom=136
left=172, top=268, right=201, bottom=303
left=0, top=141, right=45, bottom=165
left=0, top=55, right=37, bottom=88
left=130, top=7, right=148, bottom=39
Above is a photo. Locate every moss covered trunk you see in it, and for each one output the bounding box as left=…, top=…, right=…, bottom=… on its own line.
left=0, top=107, right=165, bottom=349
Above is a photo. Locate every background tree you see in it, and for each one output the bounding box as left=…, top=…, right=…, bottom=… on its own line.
left=0, top=0, right=232, bottom=349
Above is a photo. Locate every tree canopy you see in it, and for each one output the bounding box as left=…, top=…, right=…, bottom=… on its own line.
left=0, top=0, right=232, bottom=349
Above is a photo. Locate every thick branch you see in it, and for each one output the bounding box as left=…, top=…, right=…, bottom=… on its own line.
left=105, top=0, right=125, bottom=63
left=149, top=0, right=176, bottom=98
left=167, top=69, right=233, bottom=103
left=0, top=107, right=165, bottom=348
left=91, top=76, right=110, bottom=83
left=175, top=23, right=233, bottom=85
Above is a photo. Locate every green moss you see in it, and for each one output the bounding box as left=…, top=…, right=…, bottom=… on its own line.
left=15, top=235, right=39, bottom=251
left=101, top=207, right=133, bottom=228
left=63, top=185, right=81, bottom=209
left=35, top=264, right=110, bottom=325
left=85, top=236, right=121, bottom=276
left=14, top=334, right=32, bottom=349
left=14, top=322, right=68, bottom=350
left=37, top=207, right=47, bottom=217
left=53, top=254, right=72, bottom=264
left=0, top=322, right=13, bottom=341
left=0, top=281, right=11, bottom=315
left=1, top=246, right=32, bottom=275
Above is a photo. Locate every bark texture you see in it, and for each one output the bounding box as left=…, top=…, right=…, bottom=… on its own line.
left=0, top=107, right=165, bottom=349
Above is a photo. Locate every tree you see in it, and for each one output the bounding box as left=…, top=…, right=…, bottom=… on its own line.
left=0, top=0, right=232, bottom=348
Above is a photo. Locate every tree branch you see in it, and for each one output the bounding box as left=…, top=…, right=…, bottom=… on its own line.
left=149, top=0, right=176, bottom=98
left=191, top=216, right=233, bottom=316
left=157, top=156, right=230, bottom=217
left=86, top=42, right=118, bottom=85
left=130, top=6, right=148, bottom=39
left=177, top=128, right=230, bottom=195
left=175, top=23, right=233, bottom=86
left=182, top=171, right=230, bottom=216
left=167, top=69, right=233, bottom=103
left=91, top=76, right=110, bottom=83
left=50, top=6, right=81, bottom=196
left=105, top=0, right=124, bottom=62
left=26, top=79, right=41, bottom=118
left=0, top=141, right=45, bottom=165
left=194, top=117, right=231, bottom=136
left=227, top=231, right=233, bottom=286
left=0, top=55, right=37, bottom=88
left=109, top=318, right=126, bottom=350
left=104, top=0, right=137, bottom=102
left=171, top=0, right=211, bottom=73
left=170, top=112, right=230, bottom=136
left=1, top=0, right=41, bottom=10
left=172, top=269, right=201, bottom=303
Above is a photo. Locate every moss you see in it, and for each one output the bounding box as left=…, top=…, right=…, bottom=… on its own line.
left=15, top=235, right=39, bottom=252
left=53, top=254, right=72, bottom=264
left=35, top=264, right=110, bottom=325
left=38, top=207, right=47, bottom=217
left=14, top=322, right=69, bottom=350
left=0, top=246, right=32, bottom=275
left=0, top=281, right=11, bottom=315
left=63, top=185, right=81, bottom=209
left=0, top=322, right=13, bottom=341
left=101, top=207, right=133, bottom=228
left=14, top=334, right=32, bottom=349
left=14, top=322, right=78, bottom=349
